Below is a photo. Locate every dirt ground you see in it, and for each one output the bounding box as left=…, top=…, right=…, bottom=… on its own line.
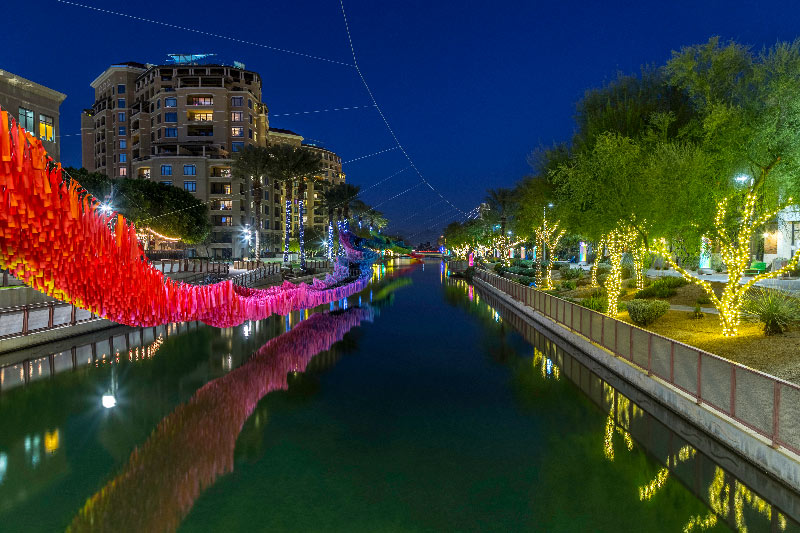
left=618, top=310, right=800, bottom=385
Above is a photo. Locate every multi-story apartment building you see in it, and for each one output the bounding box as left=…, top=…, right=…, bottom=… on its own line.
left=82, top=59, right=344, bottom=259
left=266, top=128, right=345, bottom=239
left=0, top=69, right=66, bottom=162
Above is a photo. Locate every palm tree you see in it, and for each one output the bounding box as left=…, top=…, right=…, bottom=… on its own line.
left=321, top=183, right=361, bottom=258
left=232, top=146, right=271, bottom=259
left=263, top=144, right=323, bottom=267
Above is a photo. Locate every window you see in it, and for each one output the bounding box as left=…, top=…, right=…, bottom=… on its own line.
left=232, top=141, right=244, bottom=152
left=183, top=164, right=196, bottom=175
left=157, top=99, right=161, bottom=109
left=164, top=127, right=177, bottom=138
left=192, top=112, right=213, bottom=121
left=164, top=112, right=177, bottom=123
left=119, top=154, right=127, bottom=163
left=38, top=114, right=54, bottom=141
left=119, top=167, right=127, bottom=176
left=118, top=98, right=126, bottom=108
left=184, top=180, right=197, bottom=192
left=248, top=129, right=253, bottom=139
left=216, top=216, right=233, bottom=226
left=231, top=127, right=244, bottom=137
left=119, top=126, right=126, bottom=135
left=118, top=112, right=125, bottom=122
left=18, top=107, right=34, bottom=131
left=249, top=114, right=253, bottom=124
left=117, top=84, right=126, bottom=94
left=187, top=96, right=212, bottom=106
left=263, top=190, right=269, bottom=200
left=160, top=180, right=172, bottom=186
left=161, top=165, right=172, bottom=176
left=231, top=96, right=243, bottom=107
left=139, top=168, right=151, bottom=179
left=248, top=99, right=253, bottom=109
left=215, top=200, right=233, bottom=210
left=164, top=97, right=177, bottom=107
left=119, top=139, right=127, bottom=149
left=231, top=111, right=243, bottom=122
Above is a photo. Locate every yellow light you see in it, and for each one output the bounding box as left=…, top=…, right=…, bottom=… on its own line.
left=44, top=429, right=59, bottom=454
left=139, top=226, right=181, bottom=242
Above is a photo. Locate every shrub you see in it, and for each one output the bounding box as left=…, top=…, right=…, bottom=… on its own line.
left=689, top=305, right=704, bottom=319
left=621, top=264, right=634, bottom=279
left=561, top=267, right=584, bottom=280
left=561, top=280, right=576, bottom=291
left=464, top=266, right=475, bottom=281
left=742, top=288, right=800, bottom=335
left=634, top=276, right=688, bottom=299
left=696, top=296, right=711, bottom=305
left=711, top=253, right=725, bottom=273
left=581, top=294, right=607, bottom=312
left=494, top=263, right=505, bottom=273
left=658, top=276, right=688, bottom=289
left=596, top=264, right=612, bottom=274
left=626, top=299, right=670, bottom=326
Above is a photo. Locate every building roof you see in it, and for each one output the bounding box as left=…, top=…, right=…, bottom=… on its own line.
left=0, top=69, right=67, bottom=102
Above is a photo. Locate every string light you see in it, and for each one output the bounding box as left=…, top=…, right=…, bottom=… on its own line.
left=534, top=213, right=565, bottom=289
left=140, top=227, right=181, bottom=242
left=655, top=192, right=800, bottom=337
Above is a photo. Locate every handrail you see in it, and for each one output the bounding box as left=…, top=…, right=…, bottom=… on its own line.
left=474, top=267, right=800, bottom=457
left=0, top=301, right=100, bottom=339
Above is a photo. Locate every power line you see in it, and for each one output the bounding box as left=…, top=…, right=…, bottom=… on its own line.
left=389, top=199, right=446, bottom=225
left=342, top=146, right=399, bottom=165
left=56, top=0, right=354, bottom=67
left=338, top=0, right=467, bottom=217
left=270, top=104, right=376, bottom=117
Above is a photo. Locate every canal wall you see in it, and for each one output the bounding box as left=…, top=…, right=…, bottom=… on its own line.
left=474, top=274, right=800, bottom=494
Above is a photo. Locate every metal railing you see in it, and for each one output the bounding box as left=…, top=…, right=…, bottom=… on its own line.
left=153, top=259, right=229, bottom=275
left=475, top=268, right=800, bottom=456
left=0, top=322, right=198, bottom=392
left=0, top=302, right=99, bottom=340
left=230, top=263, right=281, bottom=287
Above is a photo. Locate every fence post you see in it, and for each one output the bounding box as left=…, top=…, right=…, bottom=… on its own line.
left=70, top=305, right=77, bottom=326
left=48, top=303, right=54, bottom=328
left=773, top=382, right=781, bottom=447
left=697, top=352, right=702, bottom=404
left=22, top=305, right=29, bottom=335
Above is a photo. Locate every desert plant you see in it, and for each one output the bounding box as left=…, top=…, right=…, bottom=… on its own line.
left=561, top=280, right=577, bottom=291
left=742, top=288, right=800, bottom=335
left=581, top=294, right=607, bottom=312
left=626, top=299, right=670, bottom=326
left=689, top=304, right=704, bottom=319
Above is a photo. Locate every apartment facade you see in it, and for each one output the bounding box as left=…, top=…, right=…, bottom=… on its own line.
left=0, top=69, right=66, bottom=161
left=82, top=60, right=345, bottom=259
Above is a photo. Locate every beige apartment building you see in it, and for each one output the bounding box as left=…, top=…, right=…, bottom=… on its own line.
left=0, top=69, right=66, bottom=162
left=82, top=60, right=345, bottom=259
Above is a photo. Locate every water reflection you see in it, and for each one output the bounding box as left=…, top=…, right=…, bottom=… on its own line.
left=68, top=308, right=374, bottom=532
left=444, top=276, right=800, bottom=532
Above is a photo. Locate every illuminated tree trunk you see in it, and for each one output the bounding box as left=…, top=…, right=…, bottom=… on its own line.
left=604, top=229, right=627, bottom=316
left=656, top=192, right=800, bottom=336
left=633, top=246, right=647, bottom=291
left=535, top=215, right=565, bottom=290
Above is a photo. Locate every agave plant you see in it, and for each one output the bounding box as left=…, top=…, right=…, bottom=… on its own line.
left=742, top=288, right=800, bottom=335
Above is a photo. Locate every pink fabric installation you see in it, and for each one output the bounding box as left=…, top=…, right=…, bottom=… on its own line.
left=0, top=106, right=376, bottom=328
left=68, top=308, right=374, bottom=532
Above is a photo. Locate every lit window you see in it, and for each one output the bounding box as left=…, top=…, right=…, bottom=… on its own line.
left=160, top=180, right=172, bottom=186
left=118, top=98, right=126, bottom=108
left=119, top=154, right=127, bottom=163
left=231, top=111, right=243, bottom=122
left=188, top=96, right=212, bottom=106
left=119, top=126, right=126, bottom=135
left=164, top=127, right=177, bottom=138
left=231, top=96, right=243, bottom=107
left=164, top=112, right=177, bottom=122
left=231, top=141, right=244, bottom=152
left=183, top=164, right=196, bottom=175
left=192, top=112, right=213, bottom=121
left=184, top=180, right=197, bottom=192
left=119, top=167, right=128, bottom=176
left=118, top=112, right=125, bottom=122
left=119, top=139, right=127, bottom=148
left=160, top=165, right=172, bottom=176
left=139, top=168, right=151, bottom=179
left=231, top=127, right=244, bottom=137
left=18, top=107, right=34, bottom=131
left=38, top=114, right=54, bottom=141
left=117, top=84, right=126, bottom=94
left=165, top=97, right=177, bottom=107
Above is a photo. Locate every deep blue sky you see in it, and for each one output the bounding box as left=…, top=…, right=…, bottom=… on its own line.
left=5, top=0, right=800, bottom=242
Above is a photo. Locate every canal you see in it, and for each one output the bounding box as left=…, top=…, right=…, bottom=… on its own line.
left=0, top=261, right=798, bottom=531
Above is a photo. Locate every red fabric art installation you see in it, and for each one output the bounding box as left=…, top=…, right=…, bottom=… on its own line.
left=68, top=307, right=374, bottom=532
left=0, top=107, right=374, bottom=327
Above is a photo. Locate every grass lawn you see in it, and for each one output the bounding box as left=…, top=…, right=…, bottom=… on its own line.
left=618, top=310, right=800, bottom=385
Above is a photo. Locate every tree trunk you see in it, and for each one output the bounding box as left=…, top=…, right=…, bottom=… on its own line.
left=327, top=209, right=334, bottom=260
left=253, top=176, right=262, bottom=260
left=283, top=179, right=292, bottom=263
left=298, top=179, right=306, bottom=270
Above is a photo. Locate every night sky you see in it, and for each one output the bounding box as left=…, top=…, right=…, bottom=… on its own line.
left=5, top=0, right=800, bottom=242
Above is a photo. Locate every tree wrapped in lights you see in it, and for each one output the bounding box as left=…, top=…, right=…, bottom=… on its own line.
left=655, top=192, right=800, bottom=336
left=603, top=226, right=632, bottom=316
left=534, top=214, right=565, bottom=289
